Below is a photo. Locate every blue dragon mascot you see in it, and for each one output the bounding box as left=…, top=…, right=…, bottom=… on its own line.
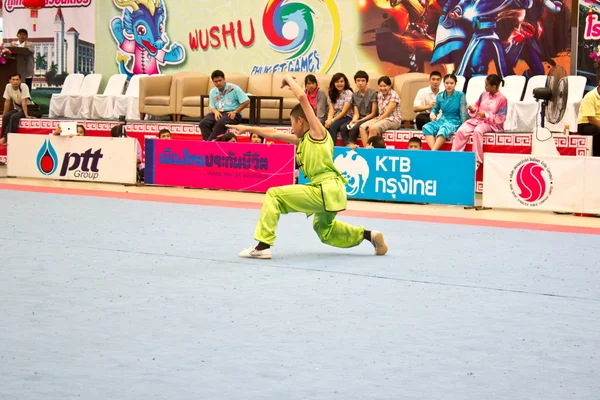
left=110, top=0, right=185, bottom=78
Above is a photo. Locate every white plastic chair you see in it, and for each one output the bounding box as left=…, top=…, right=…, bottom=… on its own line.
left=60, top=74, right=103, bottom=118
left=464, top=76, right=486, bottom=105
left=113, top=74, right=147, bottom=120
left=501, top=75, right=526, bottom=102
left=505, top=75, right=548, bottom=131
left=566, top=75, right=586, bottom=102
left=48, top=74, right=85, bottom=118
left=522, top=75, right=548, bottom=101
left=88, top=74, right=128, bottom=119
left=455, top=75, right=466, bottom=93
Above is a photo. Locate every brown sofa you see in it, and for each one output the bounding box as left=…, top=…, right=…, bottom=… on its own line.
left=174, top=72, right=209, bottom=120
left=138, top=75, right=176, bottom=120
left=392, top=72, right=430, bottom=123
left=140, top=71, right=428, bottom=124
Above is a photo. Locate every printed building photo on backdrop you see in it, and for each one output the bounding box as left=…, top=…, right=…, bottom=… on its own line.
left=2, top=0, right=95, bottom=115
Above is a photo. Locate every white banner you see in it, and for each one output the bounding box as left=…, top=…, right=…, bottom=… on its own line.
left=7, top=134, right=137, bottom=184
left=583, top=160, right=600, bottom=214
left=483, top=154, right=600, bottom=214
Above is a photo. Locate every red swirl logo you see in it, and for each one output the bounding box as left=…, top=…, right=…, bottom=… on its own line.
left=515, top=162, right=547, bottom=203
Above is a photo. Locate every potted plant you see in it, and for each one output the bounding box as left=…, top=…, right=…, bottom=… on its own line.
left=0, top=45, right=14, bottom=65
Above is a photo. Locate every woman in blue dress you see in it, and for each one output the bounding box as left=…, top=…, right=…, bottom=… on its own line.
left=422, top=74, right=468, bottom=151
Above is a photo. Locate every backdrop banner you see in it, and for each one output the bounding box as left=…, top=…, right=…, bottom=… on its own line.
left=2, top=0, right=96, bottom=114
left=94, top=0, right=572, bottom=80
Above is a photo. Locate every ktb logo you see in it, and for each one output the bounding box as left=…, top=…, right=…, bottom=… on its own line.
left=36, top=139, right=104, bottom=180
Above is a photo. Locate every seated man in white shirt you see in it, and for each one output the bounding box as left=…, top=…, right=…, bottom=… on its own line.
left=413, top=71, right=441, bottom=130
left=1, top=73, right=39, bottom=146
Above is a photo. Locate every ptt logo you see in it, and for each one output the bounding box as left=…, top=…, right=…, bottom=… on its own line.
left=37, top=139, right=59, bottom=176
left=334, top=150, right=369, bottom=196
left=509, top=159, right=554, bottom=207
left=36, top=139, right=104, bottom=180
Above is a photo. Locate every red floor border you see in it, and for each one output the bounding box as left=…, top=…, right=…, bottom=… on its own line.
left=1, top=182, right=599, bottom=235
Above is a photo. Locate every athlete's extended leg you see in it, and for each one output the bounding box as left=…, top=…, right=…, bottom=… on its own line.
left=240, top=184, right=386, bottom=258
left=313, top=212, right=388, bottom=255
left=312, top=212, right=363, bottom=248
left=254, top=184, right=326, bottom=246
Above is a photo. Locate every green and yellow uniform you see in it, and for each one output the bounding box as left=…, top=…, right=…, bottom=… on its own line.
left=254, top=129, right=365, bottom=247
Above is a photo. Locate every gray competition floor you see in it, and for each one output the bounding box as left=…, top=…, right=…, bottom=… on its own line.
left=0, top=189, right=598, bottom=400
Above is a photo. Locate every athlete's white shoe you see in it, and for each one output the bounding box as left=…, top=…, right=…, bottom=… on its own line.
left=239, top=246, right=272, bottom=259
left=370, top=231, right=388, bottom=256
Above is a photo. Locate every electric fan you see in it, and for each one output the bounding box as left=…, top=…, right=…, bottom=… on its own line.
left=531, top=66, right=569, bottom=155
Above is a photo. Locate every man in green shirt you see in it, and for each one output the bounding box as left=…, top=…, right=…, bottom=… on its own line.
left=228, top=74, right=388, bottom=259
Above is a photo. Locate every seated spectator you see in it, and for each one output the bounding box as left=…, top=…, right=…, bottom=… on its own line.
left=250, top=132, right=264, bottom=143
left=325, top=73, right=353, bottom=143
left=215, top=132, right=237, bottom=142
left=305, top=74, right=327, bottom=125
left=413, top=71, right=442, bottom=129
left=359, top=76, right=402, bottom=146
left=158, top=128, right=172, bottom=139
left=1, top=73, right=40, bottom=146
left=200, top=70, right=250, bottom=141
left=341, top=70, right=378, bottom=146
left=367, top=135, right=386, bottom=148
left=111, top=124, right=144, bottom=182
left=422, top=74, right=467, bottom=151
left=53, top=124, right=86, bottom=137
left=408, top=137, right=422, bottom=150
left=577, top=82, right=600, bottom=157
left=452, top=74, right=507, bottom=169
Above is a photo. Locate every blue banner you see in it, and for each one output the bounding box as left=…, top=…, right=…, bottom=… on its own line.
left=299, top=148, right=476, bottom=206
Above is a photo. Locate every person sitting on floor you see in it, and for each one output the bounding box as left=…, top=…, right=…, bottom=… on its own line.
left=408, top=137, right=422, bottom=150
left=413, top=71, right=442, bottom=129
left=422, top=74, right=467, bottom=151
left=452, top=74, right=508, bottom=169
left=250, top=132, right=264, bottom=143
left=158, top=129, right=172, bottom=139
left=53, top=124, right=86, bottom=137
left=215, top=132, right=237, bottom=142
left=367, top=135, right=387, bottom=149
left=576, top=81, right=600, bottom=157
left=200, top=70, right=250, bottom=141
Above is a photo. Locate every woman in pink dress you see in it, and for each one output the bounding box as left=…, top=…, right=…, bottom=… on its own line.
left=452, top=74, right=508, bottom=169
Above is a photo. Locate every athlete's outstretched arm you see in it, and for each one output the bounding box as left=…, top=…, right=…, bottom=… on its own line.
left=226, top=125, right=300, bottom=146
left=281, top=74, right=326, bottom=141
